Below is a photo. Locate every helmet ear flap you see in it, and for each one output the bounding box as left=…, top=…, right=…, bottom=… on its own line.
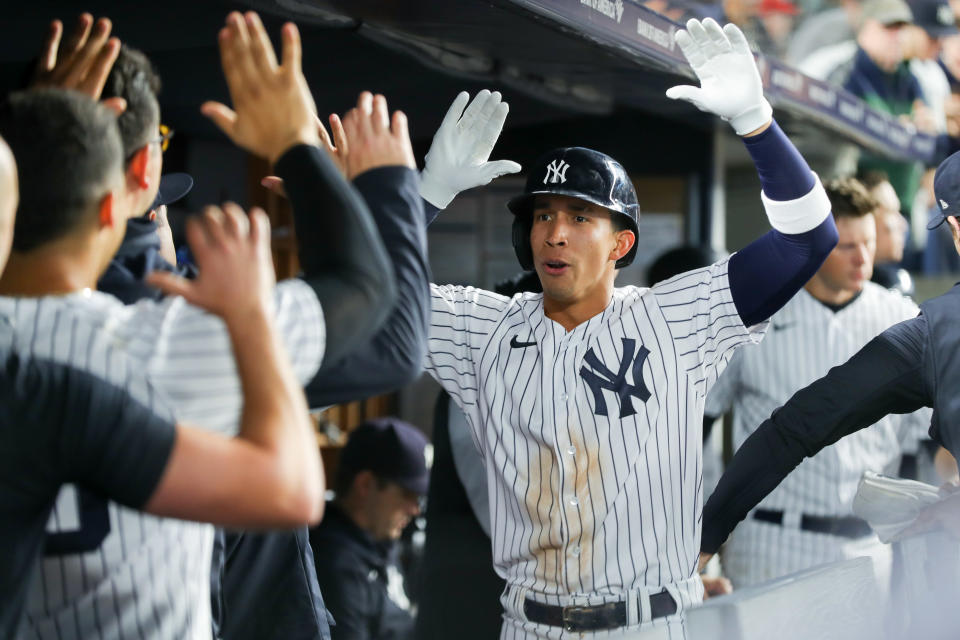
left=512, top=215, right=534, bottom=271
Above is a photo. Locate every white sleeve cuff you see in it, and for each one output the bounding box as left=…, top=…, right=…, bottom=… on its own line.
left=759, top=172, right=832, bottom=235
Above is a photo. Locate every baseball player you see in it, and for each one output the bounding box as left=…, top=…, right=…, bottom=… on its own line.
left=703, top=176, right=931, bottom=589
left=0, top=131, right=325, bottom=636
left=418, top=18, right=839, bottom=638
left=698, top=150, right=960, bottom=635
left=0, top=13, right=419, bottom=639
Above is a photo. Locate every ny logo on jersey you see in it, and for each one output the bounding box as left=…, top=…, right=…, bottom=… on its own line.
left=543, top=159, right=570, bottom=184
left=579, top=338, right=650, bottom=418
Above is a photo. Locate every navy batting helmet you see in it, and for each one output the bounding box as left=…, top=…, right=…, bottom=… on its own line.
left=506, top=147, right=640, bottom=270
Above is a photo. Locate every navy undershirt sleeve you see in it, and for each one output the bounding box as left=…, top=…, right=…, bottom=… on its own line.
left=727, top=121, right=837, bottom=326
left=701, top=316, right=931, bottom=554
left=305, top=167, right=430, bottom=406
left=275, top=145, right=398, bottom=365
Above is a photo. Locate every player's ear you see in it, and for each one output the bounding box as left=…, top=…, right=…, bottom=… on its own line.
left=610, top=229, right=635, bottom=263
left=98, top=191, right=120, bottom=229
left=352, top=470, right=375, bottom=498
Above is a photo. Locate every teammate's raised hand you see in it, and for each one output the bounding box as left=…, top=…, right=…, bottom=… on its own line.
left=666, top=18, right=772, bottom=137
left=260, top=112, right=348, bottom=197
left=32, top=14, right=125, bottom=114
left=202, top=12, right=320, bottom=164
left=340, top=92, right=416, bottom=180
left=147, top=203, right=276, bottom=322
left=420, top=90, right=521, bottom=209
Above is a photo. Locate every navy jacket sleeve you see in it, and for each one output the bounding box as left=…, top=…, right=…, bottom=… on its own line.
left=275, top=145, right=398, bottom=366
left=701, top=315, right=933, bottom=554
left=305, top=167, right=430, bottom=407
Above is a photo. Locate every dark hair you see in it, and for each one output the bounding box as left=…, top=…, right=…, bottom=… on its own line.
left=824, top=176, right=878, bottom=220
left=0, top=89, right=123, bottom=252
left=494, top=271, right=543, bottom=296
left=855, top=169, right=890, bottom=191
left=647, top=245, right=718, bottom=286
left=101, top=46, right=161, bottom=159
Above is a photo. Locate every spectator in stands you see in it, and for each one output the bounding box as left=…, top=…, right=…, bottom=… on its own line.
left=787, top=0, right=862, bottom=65
left=904, top=0, right=958, bottom=133
left=803, top=0, right=936, bottom=228
left=759, top=0, right=802, bottom=59
left=859, top=170, right=915, bottom=293
left=311, top=418, right=430, bottom=640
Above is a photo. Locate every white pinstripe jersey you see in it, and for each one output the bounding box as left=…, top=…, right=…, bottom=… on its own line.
left=706, top=283, right=931, bottom=517
left=425, top=258, right=766, bottom=612
left=0, top=280, right=324, bottom=640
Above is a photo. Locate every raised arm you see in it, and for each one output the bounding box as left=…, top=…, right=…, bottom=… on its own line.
left=700, top=315, right=932, bottom=559
left=144, top=204, right=323, bottom=527
left=667, top=18, right=837, bottom=327
left=304, top=103, right=430, bottom=403
left=202, top=12, right=396, bottom=365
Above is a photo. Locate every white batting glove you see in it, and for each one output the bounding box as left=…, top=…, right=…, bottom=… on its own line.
left=419, top=90, right=522, bottom=209
left=666, top=18, right=772, bottom=136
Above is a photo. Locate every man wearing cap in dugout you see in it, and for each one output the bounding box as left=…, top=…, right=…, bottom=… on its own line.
left=698, top=149, right=960, bottom=639
left=309, top=418, right=430, bottom=640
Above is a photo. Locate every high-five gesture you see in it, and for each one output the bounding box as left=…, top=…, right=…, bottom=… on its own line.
left=420, top=90, right=521, bottom=209
left=260, top=113, right=348, bottom=196
left=32, top=13, right=124, bottom=112
left=340, top=92, right=416, bottom=180
left=666, top=18, right=772, bottom=137
left=147, top=204, right=276, bottom=322
left=203, top=12, right=320, bottom=164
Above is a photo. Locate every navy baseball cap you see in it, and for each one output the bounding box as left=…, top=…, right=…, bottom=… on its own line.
left=930, top=150, right=960, bottom=229
left=339, top=418, right=431, bottom=495
left=149, top=172, right=193, bottom=211
left=907, top=0, right=958, bottom=37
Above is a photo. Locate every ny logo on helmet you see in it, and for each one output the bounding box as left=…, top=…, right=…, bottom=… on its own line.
left=544, top=159, right=570, bottom=185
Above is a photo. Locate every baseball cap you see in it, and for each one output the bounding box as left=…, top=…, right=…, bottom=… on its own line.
left=930, top=149, right=960, bottom=228
left=339, top=418, right=431, bottom=495
left=906, top=0, right=958, bottom=37
left=760, top=0, right=800, bottom=16
left=149, top=172, right=193, bottom=211
left=862, top=0, right=914, bottom=25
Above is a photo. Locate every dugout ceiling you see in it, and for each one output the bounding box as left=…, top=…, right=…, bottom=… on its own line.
left=0, top=0, right=930, bottom=172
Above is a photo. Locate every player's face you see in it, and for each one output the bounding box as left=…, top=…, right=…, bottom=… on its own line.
left=529, top=195, right=626, bottom=304
left=815, top=214, right=876, bottom=296
left=367, top=481, right=421, bottom=542
left=871, top=182, right=905, bottom=263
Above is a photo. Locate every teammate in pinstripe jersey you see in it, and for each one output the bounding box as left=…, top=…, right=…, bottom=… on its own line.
left=0, top=126, right=330, bottom=638
left=704, top=177, right=933, bottom=590
left=0, top=14, right=412, bottom=639
left=417, top=18, right=840, bottom=639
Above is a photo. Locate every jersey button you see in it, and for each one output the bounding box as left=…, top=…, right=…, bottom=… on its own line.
left=571, top=546, right=581, bottom=557
left=560, top=393, right=568, bottom=402
left=566, top=446, right=576, bottom=455
left=568, top=496, right=579, bottom=507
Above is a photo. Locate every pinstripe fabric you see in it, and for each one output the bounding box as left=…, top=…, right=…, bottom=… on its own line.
left=425, top=258, right=765, bottom=639
left=705, top=282, right=930, bottom=587
left=0, top=280, right=324, bottom=640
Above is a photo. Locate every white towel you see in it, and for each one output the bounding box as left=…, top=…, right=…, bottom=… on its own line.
left=852, top=471, right=941, bottom=543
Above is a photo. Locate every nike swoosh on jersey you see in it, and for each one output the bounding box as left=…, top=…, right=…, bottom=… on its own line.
left=772, top=322, right=796, bottom=332
left=510, top=335, right=537, bottom=348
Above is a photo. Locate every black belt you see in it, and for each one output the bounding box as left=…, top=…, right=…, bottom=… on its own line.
left=753, top=508, right=873, bottom=539
left=522, top=590, right=676, bottom=632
